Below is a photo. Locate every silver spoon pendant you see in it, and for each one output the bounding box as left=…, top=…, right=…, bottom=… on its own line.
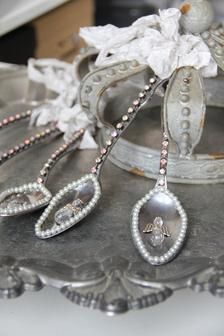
left=35, top=174, right=101, bottom=239
left=131, top=186, right=187, bottom=266
left=0, top=183, right=51, bottom=216
left=0, top=129, right=84, bottom=217
left=35, top=76, right=166, bottom=239
left=131, top=130, right=188, bottom=266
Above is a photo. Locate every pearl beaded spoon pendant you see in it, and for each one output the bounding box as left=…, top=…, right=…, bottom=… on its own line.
left=35, top=76, right=167, bottom=239
left=131, top=117, right=188, bottom=266
left=0, top=129, right=84, bottom=217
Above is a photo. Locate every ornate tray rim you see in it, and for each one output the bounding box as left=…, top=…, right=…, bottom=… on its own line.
left=0, top=253, right=224, bottom=315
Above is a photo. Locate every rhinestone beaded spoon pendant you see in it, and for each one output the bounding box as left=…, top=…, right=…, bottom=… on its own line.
left=35, top=76, right=166, bottom=239
left=0, top=129, right=84, bottom=217
left=131, top=120, right=188, bottom=266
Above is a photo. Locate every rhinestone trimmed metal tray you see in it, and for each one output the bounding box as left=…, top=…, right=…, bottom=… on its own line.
left=0, top=66, right=224, bottom=315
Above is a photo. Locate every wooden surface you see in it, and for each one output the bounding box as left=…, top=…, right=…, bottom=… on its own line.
left=33, top=0, right=94, bottom=61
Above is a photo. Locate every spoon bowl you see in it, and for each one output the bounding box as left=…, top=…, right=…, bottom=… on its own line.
left=35, top=173, right=101, bottom=238
left=131, top=187, right=187, bottom=266
left=0, top=183, right=51, bottom=217
left=0, top=129, right=84, bottom=218
left=34, top=76, right=165, bottom=239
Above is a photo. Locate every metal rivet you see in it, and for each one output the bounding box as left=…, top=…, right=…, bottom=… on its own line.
left=181, top=132, right=190, bottom=141
left=182, top=107, right=191, bottom=116
left=180, top=95, right=190, bottom=103
left=181, top=121, right=190, bottom=130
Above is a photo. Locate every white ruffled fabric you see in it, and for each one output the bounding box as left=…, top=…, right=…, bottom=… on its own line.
left=28, top=58, right=97, bottom=149
left=80, top=8, right=217, bottom=79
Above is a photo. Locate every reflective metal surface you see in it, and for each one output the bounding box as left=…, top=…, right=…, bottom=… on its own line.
left=0, top=66, right=224, bottom=314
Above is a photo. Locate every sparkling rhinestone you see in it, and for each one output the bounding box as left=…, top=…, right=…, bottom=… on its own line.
left=122, top=115, right=129, bottom=121
left=37, top=177, right=44, bottom=184
left=101, top=148, right=107, bottom=155
left=160, top=168, right=166, bottom=175
left=55, top=206, right=73, bottom=225
left=139, top=92, right=145, bottom=99
left=162, top=150, right=168, bottom=156
left=95, top=157, right=101, bottom=164
left=159, top=179, right=165, bottom=186
left=40, top=169, right=47, bottom=176
left=162, top=141, right=168, bottom=148
left=111, top=131, right=118, bottom=138
left=116, top=122, right=123, bottom=129
left=106, top=140, right=112, bottom=146
left=160, top=158, right=167, bottom=166
left=128, top=107, right=134, bottom=114
left=149, top=77, right=156, bottom=84
left=91, top=166, right=97, bottom=174
left=133, top=100, right=140, bottom=107
left=144, top=85, right=150, bottom=91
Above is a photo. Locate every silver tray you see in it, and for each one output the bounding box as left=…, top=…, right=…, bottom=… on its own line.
left=0, top=66, right=224, bottom=315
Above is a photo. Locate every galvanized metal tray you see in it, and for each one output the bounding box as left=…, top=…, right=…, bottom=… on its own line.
left=0, top=66, right=224, bottom=315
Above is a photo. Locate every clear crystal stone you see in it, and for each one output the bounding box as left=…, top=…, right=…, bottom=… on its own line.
left=150, top=229, right=165, bottom=247
left=55, top=206, right=73, bottom=225
left=0, top=193, right=30, bottom=209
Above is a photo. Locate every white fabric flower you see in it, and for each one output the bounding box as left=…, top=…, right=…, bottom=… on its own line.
left=80, top=8, right=217, bottom=79
left=28, top=58, right=97, bottom=149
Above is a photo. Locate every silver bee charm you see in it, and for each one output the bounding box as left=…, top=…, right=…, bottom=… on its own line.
left=143, top=217, right=170, bottom=247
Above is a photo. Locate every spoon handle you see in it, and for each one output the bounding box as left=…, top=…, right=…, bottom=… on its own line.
left=155, top=130, right=169, bottom=190
left=91, top=76, right=167, bottom=177
left=0, top=124, right=60, bottom=166
left=0, top=109, right=32, bottom=130
left=36, top=128, right=85, bottom=185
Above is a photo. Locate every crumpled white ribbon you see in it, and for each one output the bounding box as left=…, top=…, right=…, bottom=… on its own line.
left=28, top=58, right=97, bottom=149
left=80, top=8, right=217, bottom=79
